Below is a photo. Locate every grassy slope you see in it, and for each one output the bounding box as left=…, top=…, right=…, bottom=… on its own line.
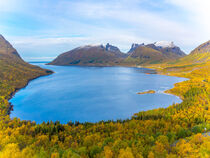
left=0, top=57, right=52, bottom=115
left=49, top=46, right=124, bottom=66
left=118, top=46, right=185, bottom=66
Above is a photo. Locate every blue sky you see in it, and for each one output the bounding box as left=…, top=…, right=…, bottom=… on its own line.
left=0, top=0, right=210, bottom=61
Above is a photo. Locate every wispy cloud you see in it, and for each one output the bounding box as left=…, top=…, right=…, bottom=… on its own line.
left=0, top=0, right=209, bottom=59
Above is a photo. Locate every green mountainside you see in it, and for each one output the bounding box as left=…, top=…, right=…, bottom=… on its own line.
left=0, top=35, right=52, bottom=114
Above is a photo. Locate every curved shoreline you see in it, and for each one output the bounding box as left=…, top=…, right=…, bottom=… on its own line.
left=8, top=70, right=54, bottom=115
left=8, top=64, right=187, bottom=122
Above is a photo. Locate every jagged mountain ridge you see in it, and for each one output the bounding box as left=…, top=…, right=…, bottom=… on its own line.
left=128, top=43, right=145, bottom=54
left=49, top=43, right=126, bottom=66
left=128, top=41, right=186, bottom=57
left=49, top=41, right=186, bottom=66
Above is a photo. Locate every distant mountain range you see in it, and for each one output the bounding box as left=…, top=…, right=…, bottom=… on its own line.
left=1, top=33, right=208, bottom=68
left=49, top=41, right=186, bottom=66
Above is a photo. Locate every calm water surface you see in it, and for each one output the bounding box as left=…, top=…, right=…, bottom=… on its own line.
left=10, top=63, right=187, bottom=123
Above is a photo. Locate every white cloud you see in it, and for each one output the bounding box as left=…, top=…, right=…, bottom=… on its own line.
left=46, top=0, right=204, bottom=53
left=166, top=0, right=210, bottom=42
left=1, top=0, right=210, bottom=58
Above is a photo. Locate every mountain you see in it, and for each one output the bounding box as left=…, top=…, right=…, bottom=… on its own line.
left=187, top=40, right=210, bottom=63
left=128, top=43, right=144, bottom=54
left=128, top=41, right=185, bottom=58
left=154, top=41, right=175, bottom=48
left=123, top=41, right=186, bottom=65
left=168, top=40, right=210, bottom=65
left=125, top=45, right=165, bottom=64
left=0, top=34, right=22, bottom=60
left=0, top=34, right=52, bottom=97
left=49, top=43, right=126, bottom=66
left=191, top=40, right=210, bottom=55
left=50, top=41, right=186, bottom=66
left=153, top=41, right=186, bottom=57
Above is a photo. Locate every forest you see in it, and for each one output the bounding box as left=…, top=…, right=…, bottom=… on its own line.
left=0, top=52, right=209, bottom=157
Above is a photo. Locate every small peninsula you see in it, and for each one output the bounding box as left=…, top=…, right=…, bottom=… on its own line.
left=137, top=90, right=156, bottom=95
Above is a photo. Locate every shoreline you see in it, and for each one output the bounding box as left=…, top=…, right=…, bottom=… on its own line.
left=8, top=63, right=188, bottom=120
left=47, top=63, right=157, bottom=73
left=8, top=70, right=54, bottom=115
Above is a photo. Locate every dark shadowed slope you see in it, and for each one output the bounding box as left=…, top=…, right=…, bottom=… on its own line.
left=49, top=44, right=126, bottom=66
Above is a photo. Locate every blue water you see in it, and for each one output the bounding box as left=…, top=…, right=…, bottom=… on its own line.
left=10, top=63, right=187, bottom=123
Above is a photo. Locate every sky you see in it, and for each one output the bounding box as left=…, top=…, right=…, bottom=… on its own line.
left=0, top=0, right=210, bottom=61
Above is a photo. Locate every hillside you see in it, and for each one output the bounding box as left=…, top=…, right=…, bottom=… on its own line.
left=191, top=40, right=210, bottom=55
left=124, top=45, right=165, bottom=65
left=0, top=34, right=22, bottom=60
left=123, top=42, right=186, bottom=65
left=0, top=34, right=52, bottom=114
left=149, top=40, right=210, bottom=78
left=49, top=44, right=126, bottom=66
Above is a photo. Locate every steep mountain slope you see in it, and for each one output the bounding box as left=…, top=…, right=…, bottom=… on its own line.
left=49, top=43, right=126, bottom=66
left=0, top=34, right=52, bottom=105
left=191, top=40, right=210, bottom=54
left=0, top=35, right=22, bottom=60
left=154, top=41, right=186, bottom=57
left=105, top=43, right=127, bottom=58
left=167, top=40, right=210, bottom=66
left=145, top=40, right=210, bottom=79
left=125, top=45, right=165, bottom=64
left=127, top=43, right=144, bottom=54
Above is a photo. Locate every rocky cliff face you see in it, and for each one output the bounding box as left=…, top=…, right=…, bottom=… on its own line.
left=128, top=43, right=144, bottom=54
left=105, top=43, right=127, bottom=58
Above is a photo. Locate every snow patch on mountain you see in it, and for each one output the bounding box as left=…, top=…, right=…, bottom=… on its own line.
left=77, top=44, right=104, bottom=50
left=154, top=41, right=176, bottom=48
